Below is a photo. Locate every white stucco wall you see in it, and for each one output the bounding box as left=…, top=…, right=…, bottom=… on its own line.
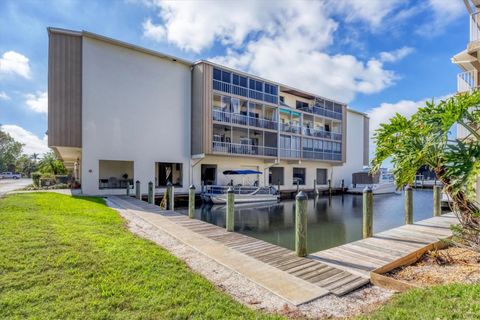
left=335, top=110, right=368, bottom=187
left=81, top=37, right=191, bottom=195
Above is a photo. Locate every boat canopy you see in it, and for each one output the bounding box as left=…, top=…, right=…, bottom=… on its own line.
left=223, top=170, right=262, bottom=175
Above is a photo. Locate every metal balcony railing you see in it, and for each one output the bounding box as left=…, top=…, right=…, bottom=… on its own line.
left=212, top=141, right=278, bottom=157
left=212, top=110, right=278, bottom=130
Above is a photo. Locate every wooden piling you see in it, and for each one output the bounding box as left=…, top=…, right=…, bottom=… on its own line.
left=135, top=180, right=140, bottom=199
left=405, top=184, right=413, bottom=224
left=328, top=179, right=332, bottom=195
left=167, top=182, right=174, bottom=211
left=188, top=185, right=196, bottom=219
left=226, top=187, right=234, bottom=232
left=126, top=181, right=130, bottom=196
left=148, top=181, right=154, bottom=204
left=295, top=191, right=308, bottom=257
left=433, top=185, right=441, bottom=217
left=362, top=186, right=373, bottom=238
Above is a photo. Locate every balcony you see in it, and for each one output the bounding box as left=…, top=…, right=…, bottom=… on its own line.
left=297, top=105, right=342, bottom=120
left=212, top=110, right=278, bottom=130
left=212, top=141, right=277, bottom=157
left=213, top=79, right=278, bottom=105
left=302, top=150, right=342, bottom=161
left=303, top=127, right=342, bottom=141
left=279, top=122, right=302, bottom=134
left=457, top=70, right=478, bottom=93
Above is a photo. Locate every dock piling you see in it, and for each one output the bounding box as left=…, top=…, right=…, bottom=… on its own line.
left=362, top=186, right=373, bottom=238
left=148, top=181, right=154, bottom=204
left=135, top=180, right=140, bottom=199
left=226, top=187, right=234, bottom=232
left=433, top=185, right=441, bottom=217
left=405, top=184, right=413, bottom=224
left=341, top=179, right=345, bottom=191
left=188, top=185, right=196, bottom=219
left=328, top=179, right=332, bottom=195
left=167, top=182, right=174, bottom=211
left=295, top=191, right=308, bottom=257
left=314, top=179, right=318, bottom=196
left=126, top=181, right=130, bottom=196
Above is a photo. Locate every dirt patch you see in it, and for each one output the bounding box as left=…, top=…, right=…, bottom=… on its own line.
left=388, top=247, right=480, bottom=286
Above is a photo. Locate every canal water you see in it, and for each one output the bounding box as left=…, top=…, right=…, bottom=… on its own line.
left=178, top=189, right=438, bottom=253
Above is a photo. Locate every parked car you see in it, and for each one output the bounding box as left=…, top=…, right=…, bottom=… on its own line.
left=0, top=172, right=22, bottom=179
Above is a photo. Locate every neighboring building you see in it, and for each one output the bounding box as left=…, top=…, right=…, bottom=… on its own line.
left=452, top=0, right=480, bottom=202
left=48, top=28, right=369, bottom=195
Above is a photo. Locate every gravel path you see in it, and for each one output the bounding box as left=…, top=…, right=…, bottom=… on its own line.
left=114, top=204, right=394, bottom=319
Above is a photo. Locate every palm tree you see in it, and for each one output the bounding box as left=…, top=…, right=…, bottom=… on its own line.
left=371, top=90, right=480, bottom=251
left=30, top=153, right=39, bottom=164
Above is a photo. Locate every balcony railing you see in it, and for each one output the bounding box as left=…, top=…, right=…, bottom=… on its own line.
left=212, top=110, right=278, bottom=130
left=303, top=127, right=342, bottom=140
left=471, top=12, right=480, bottom=42
left=457, top=70, right=478, bottom=93
left=279, top=122, right=302, bottom=134
left=212, top=141, right=277, bottom=157
left=302, top=150, right=342, bottom=161
left=212, top=142, right=342, bottom=161
left=297, top=106, right=343, bottom=120
left=213, top=79, right=278, bottom=104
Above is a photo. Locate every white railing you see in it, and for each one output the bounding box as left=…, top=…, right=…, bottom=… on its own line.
left=212, top=141, right=278, bottom=157
left=457, top=70, right=477, bottom=93
left=471, top=12, right=480, bottom=42
left=212, top=110, right=278, bottom=130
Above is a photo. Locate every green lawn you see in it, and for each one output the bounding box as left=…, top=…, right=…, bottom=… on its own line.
left=0, top=193, right=283, bottom=319
left=359, top=282, right=480, bottom=319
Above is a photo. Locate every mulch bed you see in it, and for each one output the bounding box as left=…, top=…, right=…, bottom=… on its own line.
left=387, top=247, right=480, bottom=287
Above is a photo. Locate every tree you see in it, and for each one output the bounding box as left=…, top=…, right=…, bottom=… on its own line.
left=16, top=154, right=37, bottom=177
left=37, top=151, right=67, bottom=175
left=0, top=127, right=23, bottom=172
left=371, top=90, right=480, bottom=251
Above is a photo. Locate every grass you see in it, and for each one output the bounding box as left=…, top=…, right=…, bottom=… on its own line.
left=359, top=283, right=480, bottom=319
left=0, top=193, right=283, bottom=319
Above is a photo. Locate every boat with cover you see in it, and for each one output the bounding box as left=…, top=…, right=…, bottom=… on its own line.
left=348, top=169, right=398, bottom=195
left=202, top=170, right=279, bottom=204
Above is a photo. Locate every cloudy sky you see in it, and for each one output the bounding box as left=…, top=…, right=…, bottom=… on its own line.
left=0, top=0, right=467, bottom=155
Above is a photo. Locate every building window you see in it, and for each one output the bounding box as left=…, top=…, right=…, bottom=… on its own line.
left=222, top=70, right=231, bottom=83
left=213, top=68, right=222, bottom=81
left=296, top=101, right=309, bottom=110
left=156, top=162, right=183, bottom=187
left=316, top=169, right=327, bottom=185
left=293, top=167, right=305, bottom=185
left=98, top=160, right=134, bottom=189
left=279, top=96, right=285, bottom=103
left=269, top=167, right=284, bottom=185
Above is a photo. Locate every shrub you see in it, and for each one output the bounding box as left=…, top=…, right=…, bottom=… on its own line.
left=32, top=172, right=41, bottom=187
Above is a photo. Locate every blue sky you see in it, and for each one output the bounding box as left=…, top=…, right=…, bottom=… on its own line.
left=0, top=0, right=468, bottom=155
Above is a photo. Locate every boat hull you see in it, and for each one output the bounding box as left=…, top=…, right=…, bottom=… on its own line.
left=348, top=183, right=398, bottom=195
left=209, top=194, right=279, bottom=204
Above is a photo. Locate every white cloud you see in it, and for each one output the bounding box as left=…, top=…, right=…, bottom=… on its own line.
left=327, top=0, right=407, bottom=29
left=379, top=47, right=414, bottom=63
left=0, top=51, right=32, bottom=79
left=1, top=124, right=49, bottom=155
left=416, top=0, right=465, bottom=36
left=0, top=91, right=10, bottom=100
left=142, top=18, right=166, bottom=42
left=25, top=91, right=47, bottom=113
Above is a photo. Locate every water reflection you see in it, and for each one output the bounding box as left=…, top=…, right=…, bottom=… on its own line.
left=178, top=190, right=436, bottom=253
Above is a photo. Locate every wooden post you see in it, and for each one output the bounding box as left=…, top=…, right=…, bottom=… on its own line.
left=295, top=191, right=308, bottom=257
left=277, top=180, right=281, bottom=198
left=433, top=185, right=441, bottom=217
left=135, top=180, right=140, bottom=199
left=126, top=181, right=130, bottom=196
left=167, top=181, right=174, bottom=211
left=328, top=179, right=332, bottom=195
left=341, top=179, right=345, bottom=191
left=296, top=180, right=299, bottom=193
left=226, top=187, right=234, bottom=232
left=188, top=185, right=196, bottom=218
left=148, top=181, right=154, bottom=204
left=405, top=184, right=413, bottom=224
left=362, top=186, right=373, bottom=238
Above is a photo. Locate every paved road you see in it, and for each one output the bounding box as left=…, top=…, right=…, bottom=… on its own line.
left=0, top=178, right=32, bottom=196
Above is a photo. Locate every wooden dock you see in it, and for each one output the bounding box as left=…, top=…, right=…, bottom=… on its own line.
left=107, top=195, right=457, bottom=304
left=309, top=213, right=457, bottom=278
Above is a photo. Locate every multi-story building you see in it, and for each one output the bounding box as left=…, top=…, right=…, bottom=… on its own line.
left=452, top=0, right=480, bottom=202
left=48, top=27, right=369, bottom=195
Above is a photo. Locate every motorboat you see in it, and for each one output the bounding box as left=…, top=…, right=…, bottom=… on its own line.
left=348, top=169, right=398, bottom=195
left=201, top=169, right=279, bottom=204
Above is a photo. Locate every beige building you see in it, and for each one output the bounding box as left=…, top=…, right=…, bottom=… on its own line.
left=452, top=0, right=480, bottom=202
left=48, top=27, right=369, bottom=195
